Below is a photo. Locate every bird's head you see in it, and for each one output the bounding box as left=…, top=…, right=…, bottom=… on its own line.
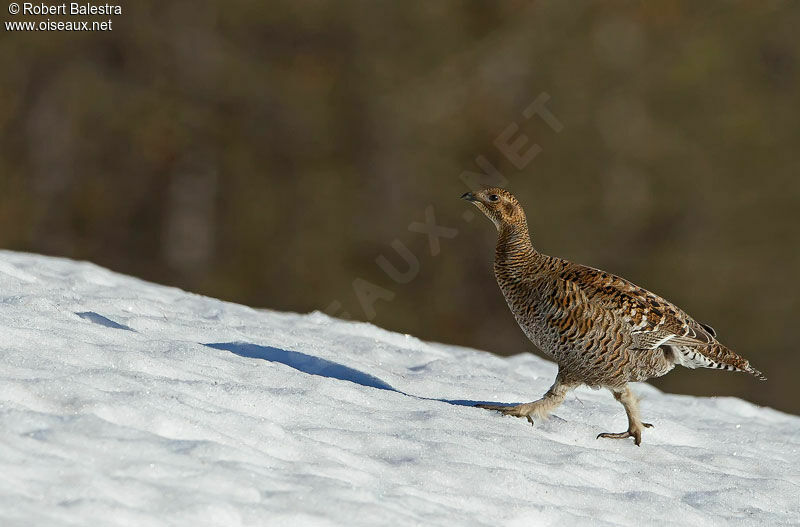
left=461, top=187, right=526, bottom=230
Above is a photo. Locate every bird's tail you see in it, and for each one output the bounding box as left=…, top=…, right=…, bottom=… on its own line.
left=674, top=343, right=767, bottom=381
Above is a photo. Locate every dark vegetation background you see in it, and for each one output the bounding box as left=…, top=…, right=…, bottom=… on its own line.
left=2, top=1, right=798, bottom=413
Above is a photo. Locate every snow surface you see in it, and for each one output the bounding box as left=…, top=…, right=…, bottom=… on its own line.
left=0, top=250, right=798, bottom=527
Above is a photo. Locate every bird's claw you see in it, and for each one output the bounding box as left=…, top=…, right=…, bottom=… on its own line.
left=475, top=403, right=535, bottom=425
left=597, top=430, right=641, bottom=446
left=597, top=424, right=652, bottom=446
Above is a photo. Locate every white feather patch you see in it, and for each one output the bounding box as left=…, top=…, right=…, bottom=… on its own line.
left=652, top=334, right=676, bottom=349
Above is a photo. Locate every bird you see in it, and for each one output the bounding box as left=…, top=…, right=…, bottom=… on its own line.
left=461, top=187, right=765, bottom=445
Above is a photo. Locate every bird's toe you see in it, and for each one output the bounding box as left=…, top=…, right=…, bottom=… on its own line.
left=475, top=403, right=512, bottom=412
left=597, top=429, right=644, bottom=446
left=596, top=431, right=632, bottom=440
left=475, top=403, right=534, bottom=421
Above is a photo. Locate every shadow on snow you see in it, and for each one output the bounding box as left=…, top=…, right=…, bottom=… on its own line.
left=76, top=311, right=135, bottom=331
left=203, top=341, right=509, bottom=408
left=69, top=314, right=514, bottom=409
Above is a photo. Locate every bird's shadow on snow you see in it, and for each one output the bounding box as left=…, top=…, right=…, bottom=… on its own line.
left=205, top=341, right=395, bottom=390
left=204, top=342, right=506, bottom=408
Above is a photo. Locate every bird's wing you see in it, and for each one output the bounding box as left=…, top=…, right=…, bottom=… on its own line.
left=558, top=263, right=716, bottom=351
left=549, top=262, right=764, bottom=379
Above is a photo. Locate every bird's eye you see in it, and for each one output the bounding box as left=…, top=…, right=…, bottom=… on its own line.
left=489, top=194, right=499, bottom=202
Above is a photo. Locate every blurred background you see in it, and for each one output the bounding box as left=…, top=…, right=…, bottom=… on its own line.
left=1, top=1, right=798, bottom=413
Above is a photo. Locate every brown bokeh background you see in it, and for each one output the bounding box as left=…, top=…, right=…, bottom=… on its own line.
left=2, top=2, right=798, bottom=413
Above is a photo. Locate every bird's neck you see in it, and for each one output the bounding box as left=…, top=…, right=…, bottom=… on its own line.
left=495, top=222, right=538, bottom=269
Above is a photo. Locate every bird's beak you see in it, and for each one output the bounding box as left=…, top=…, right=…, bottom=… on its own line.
left=461, top=192, right=476, bottom=202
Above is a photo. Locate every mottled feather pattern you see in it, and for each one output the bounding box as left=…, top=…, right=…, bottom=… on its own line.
left=483, top=188, right=765, bottom=386
left=464, top=187, right=765, bottom=444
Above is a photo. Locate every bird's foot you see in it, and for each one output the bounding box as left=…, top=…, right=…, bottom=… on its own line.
left=475, top=403, right=536, bottom=425
left=596, top=423, right=653, bottom=446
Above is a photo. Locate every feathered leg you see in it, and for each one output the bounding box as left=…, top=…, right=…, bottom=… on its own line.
left=476, top=377, right=575, bottom=425
left=597, top=385, right=653, bottom=446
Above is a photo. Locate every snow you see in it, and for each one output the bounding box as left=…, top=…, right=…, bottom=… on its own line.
left=0, top=250, right=798, bottom=527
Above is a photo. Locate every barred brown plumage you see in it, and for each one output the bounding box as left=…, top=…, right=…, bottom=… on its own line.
left=462, top=187, right=765, bottom=445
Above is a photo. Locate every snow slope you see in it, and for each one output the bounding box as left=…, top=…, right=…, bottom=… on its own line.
left=0, top=251, right=798, bottom=527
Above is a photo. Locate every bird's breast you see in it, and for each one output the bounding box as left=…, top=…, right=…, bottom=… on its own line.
left=494, top=266, right=551, bottom=353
